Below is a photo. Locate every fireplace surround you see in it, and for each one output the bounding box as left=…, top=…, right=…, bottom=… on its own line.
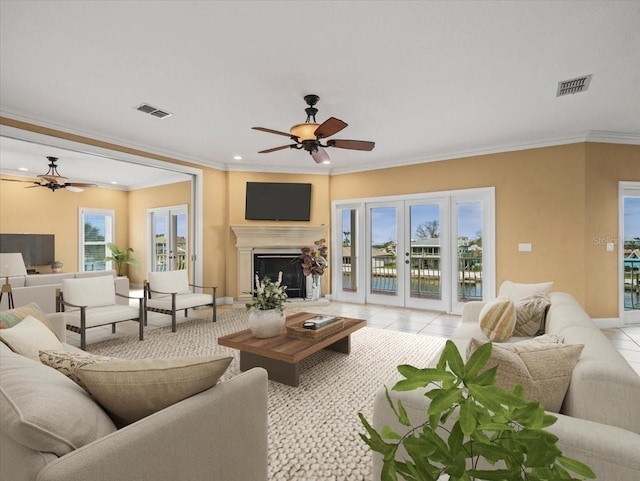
left=231, top=225, right=327, bottom=301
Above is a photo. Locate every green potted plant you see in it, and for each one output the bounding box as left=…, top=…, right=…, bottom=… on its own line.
left=104, top=242, right=138, bottom=277
left=360, top=340, right=595, bottom=481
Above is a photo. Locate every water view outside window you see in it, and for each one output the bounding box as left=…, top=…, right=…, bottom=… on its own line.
left=409, top=204, right=442, bottom=300
left=624, top=196, right=640, bottom=311
left=370, top=207, right=397, bottom=295
left=457, top=201, right=483, bottom=301
left=341, top=209, right=358, bottom=292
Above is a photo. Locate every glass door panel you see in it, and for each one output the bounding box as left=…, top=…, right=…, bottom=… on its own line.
left=367, top=204, right=404, bottom=306
left=405, top=200, right=447, bottom=310
left=341, top=209, right=358, bottom=293
left=457, top=201, right=483, bottom=303
left=152, top=213, right=169, bottom=272
left=623, top=192, right=640, bottom=324
left=149, top=206, right=188, bottom=273
left=173, top=211, right=188, bottom=270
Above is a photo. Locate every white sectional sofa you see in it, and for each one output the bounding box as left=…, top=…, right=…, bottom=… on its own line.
left=372, top=288, right=640, bottom=480
left=0, top=308, right=269, bottom=481
left=0, top=270, right=129, bottom=314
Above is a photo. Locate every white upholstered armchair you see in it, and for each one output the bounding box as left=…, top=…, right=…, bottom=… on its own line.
left=144, top=270, right=217, bottom=332
left=57, top=275, right=144, bottom=350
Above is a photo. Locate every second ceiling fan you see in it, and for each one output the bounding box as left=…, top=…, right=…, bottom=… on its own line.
left=252, top=94, right=375, bottom=164
left=1, top=156, right=97, bottom=192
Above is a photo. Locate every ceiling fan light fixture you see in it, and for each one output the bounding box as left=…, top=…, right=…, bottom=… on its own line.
left=311, top=147, right=331, bottom=164
left=290, top=122, right=319, bottom=141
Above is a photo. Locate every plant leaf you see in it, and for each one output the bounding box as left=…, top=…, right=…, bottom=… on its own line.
left=428, top=387, right=463, bottom=416
left=459, top=398, right=476, bottom=435
left=557, top=456, right=597, bottom=478
left=444, top=340, right=466, bottom=378
left=464, top=340, right=492, bottom=379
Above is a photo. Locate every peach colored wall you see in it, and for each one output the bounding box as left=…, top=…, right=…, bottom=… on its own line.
left=331, top=145, right=589, bottom=305
left=2, top=117, right=638, bottom=318
left=225, top=172, right=331, bottom=298
left=126, top=181, right=191, bottom=286
left=584, top=143, right=640, bottom=318
left=0, top=175, right=129, bottom=273
left=202, top=168, right=228, bottom=297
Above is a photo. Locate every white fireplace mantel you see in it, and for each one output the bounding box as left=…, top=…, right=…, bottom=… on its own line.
left=231, top=225, right=327, bottom=300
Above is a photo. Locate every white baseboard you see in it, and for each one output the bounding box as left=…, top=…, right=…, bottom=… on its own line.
left=594, top=317, right=623, bottom=329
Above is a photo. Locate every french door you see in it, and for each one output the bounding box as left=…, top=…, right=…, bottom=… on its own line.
left=620, top=182, right=640, bottom=324
left=333, top=188, right=494, bottom=314
left=147, top=205, right=188, bottom=272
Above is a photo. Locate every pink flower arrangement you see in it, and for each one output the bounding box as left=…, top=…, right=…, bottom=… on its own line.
left=299, top=238, right=328, bottom=277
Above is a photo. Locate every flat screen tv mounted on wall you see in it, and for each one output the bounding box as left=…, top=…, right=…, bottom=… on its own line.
left=245, top=182, right=312, bottom=221
left=0, top=233, right=55, bottom=267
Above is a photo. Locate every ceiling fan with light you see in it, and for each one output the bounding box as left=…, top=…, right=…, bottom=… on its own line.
left=252, top=94, right=375, bottom=164
left=1, top=156, right=97, bottom=192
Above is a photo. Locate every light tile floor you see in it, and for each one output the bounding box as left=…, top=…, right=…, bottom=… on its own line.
left=67, top=297, right=640, bottom=376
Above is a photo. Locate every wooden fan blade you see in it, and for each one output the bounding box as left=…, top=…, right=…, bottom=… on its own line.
left=327, top=139, right=375, bottom=151
left=66, top=183, right=97, bottom=188
left=1, top=178, right=39, bottom=184
left=65, top=185, right=84, bottom=193
left=39, top=174, right=68, bottom=184
left=314, top=117, right=347, bottom=139
left=253, top=127, right=297, bottom=139
left=258, top=144, right=296, bottom=154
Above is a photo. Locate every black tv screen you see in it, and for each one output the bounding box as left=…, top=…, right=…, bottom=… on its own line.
left=0, top=234, right=55, bottom=266
left=245, top=182, right=312, bottom=221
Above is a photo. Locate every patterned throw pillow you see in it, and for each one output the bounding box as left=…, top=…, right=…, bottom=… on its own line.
left=466, top=336, right=584, bottom=412
left=513, top=293, right=551, bottom=336
left=479, top=299, right=516, bottom=341
left=0, top=302, right=55, bottom=333
left=39, top=350, right=118, bottom=391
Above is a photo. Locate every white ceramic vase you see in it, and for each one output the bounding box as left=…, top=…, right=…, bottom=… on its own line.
left=306, top=274, right=322, bottom=301
left=248, top=308, right=285, bottom=338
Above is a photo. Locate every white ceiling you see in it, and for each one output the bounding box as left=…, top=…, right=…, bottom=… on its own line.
left=1, top=0, right=639, bottom=188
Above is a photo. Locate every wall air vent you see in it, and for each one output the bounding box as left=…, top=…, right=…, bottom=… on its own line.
left=134, top=103, right=173, bottom=119
left=556, top=75, right=592, bottom=97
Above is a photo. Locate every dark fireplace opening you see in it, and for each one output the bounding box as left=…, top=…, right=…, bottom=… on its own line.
left=254, top=253, right=306, bottom=299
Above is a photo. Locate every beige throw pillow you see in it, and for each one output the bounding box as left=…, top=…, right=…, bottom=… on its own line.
left=466, top=336, right=584, bottom=412
left=76, top=355, right=233, bottom=425
left=39, top=350, right=117, bottom=391
left=0, top=315, right=64, bottom=360
left=498, top=281, right=553, bottom=302
left=479, top=299, right=516, bottom=341
left=513, top=293, right=551, bottom=336
left=0, top=347, right=116, bottom=456
left=0, top=302, right=55, bottom=333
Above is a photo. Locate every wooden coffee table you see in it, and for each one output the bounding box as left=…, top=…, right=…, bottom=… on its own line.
left=218, top=312, right=366, bottom=386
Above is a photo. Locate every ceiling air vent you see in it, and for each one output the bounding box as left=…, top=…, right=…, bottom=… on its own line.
left=556, top=75, right=592, bottom=97
left=134, top=103, right=173, bottom=119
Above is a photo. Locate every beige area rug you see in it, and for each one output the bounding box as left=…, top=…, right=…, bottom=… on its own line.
left=87, top=308, right=447, bottom=481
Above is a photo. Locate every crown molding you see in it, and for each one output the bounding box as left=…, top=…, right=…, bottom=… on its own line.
left=3, top=109, right=638, bottom=177
left=0, top=109, right=226, bottom=171
left=329, top=130, right=640, bottom=175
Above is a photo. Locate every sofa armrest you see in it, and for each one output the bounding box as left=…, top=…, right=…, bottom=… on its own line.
left=46, top=312, right=68, bottom=342
left=461, top=300, right=485, bottom=324
left=37, top=368, right=269, bottom=481
left=372, top=385, right=640, bottom=481
left=548, top=412, right=640, bottom=481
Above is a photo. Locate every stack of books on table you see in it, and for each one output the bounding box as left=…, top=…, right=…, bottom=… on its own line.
left=302, top=315, right=341, bottom=330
